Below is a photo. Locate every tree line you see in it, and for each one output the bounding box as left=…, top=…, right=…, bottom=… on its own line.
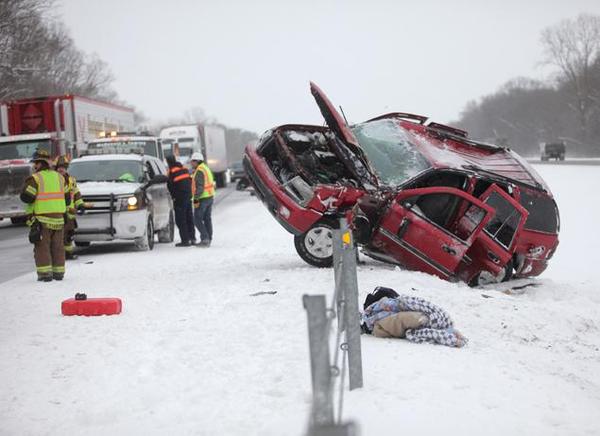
left=0, top=0, right=257, bottom=162
left=0, top=0, right=116, bottom=101
left=455, top=14, right=600, bottom=157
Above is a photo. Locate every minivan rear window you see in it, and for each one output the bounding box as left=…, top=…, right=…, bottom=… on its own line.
left=519, top=190, right=559, bottom=233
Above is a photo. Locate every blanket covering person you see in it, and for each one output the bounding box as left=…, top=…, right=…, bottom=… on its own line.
left=361, top=290, right=467, bottom=348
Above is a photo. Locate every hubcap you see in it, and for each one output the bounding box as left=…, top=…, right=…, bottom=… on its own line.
left=305, top=226, right=333, bottom=259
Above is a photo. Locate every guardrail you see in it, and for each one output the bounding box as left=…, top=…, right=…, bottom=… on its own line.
left=303, top=216, right=363, bottom=436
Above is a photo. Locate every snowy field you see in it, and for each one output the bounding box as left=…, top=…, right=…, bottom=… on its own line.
left=1, top=164, right=599, bottom=436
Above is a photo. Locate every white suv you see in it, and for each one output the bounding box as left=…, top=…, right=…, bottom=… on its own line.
left=70, top=153, right=174, bottom=250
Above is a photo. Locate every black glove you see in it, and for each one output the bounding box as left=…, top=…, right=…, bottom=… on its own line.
left=76, top=204, right=86, bottom=215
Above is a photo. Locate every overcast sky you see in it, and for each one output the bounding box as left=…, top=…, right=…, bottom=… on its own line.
left=58, top=0, right=600, bottom=134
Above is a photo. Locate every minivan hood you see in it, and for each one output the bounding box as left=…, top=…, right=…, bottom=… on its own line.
left=309, top=82, right=378, bottom=189
left=78, top=181, right=139, bottom=196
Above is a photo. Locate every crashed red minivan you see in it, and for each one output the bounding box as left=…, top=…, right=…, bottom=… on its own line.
left=244, top=83, right=559, bottom=286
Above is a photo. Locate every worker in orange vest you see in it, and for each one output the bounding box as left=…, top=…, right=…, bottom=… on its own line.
left=166, top=154, right=195, bottom=246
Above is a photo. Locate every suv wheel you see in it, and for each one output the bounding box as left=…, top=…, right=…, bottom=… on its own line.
left=158, top=210, right=175, bottom=243
left=294, top=220, right=336, bottom=268
left=135, top=216, right=155, bottom=251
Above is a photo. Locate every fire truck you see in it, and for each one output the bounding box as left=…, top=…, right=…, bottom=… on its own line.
left=0, top=95, right=134, bottom=223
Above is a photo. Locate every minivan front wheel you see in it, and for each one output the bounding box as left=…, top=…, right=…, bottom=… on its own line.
left=294, top=220, right=336, bottom=268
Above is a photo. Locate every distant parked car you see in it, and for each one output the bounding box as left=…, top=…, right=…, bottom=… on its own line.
left=541, top=142, right=566, bottom=161
left=229, top=160, right=250, bottom=190
left=244, top=82, right=560, bottom=286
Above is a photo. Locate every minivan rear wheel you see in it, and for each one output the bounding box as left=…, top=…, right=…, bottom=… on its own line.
left=294, top=220, right=336, bottom=268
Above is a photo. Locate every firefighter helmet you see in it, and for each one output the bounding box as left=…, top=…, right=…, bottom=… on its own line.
left=30, top=149, right=52, bottom=165
left=54, top=155, right=70, bottom=169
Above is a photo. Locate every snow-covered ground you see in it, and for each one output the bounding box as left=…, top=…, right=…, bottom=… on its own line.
left=1, top=164, right=599, bottom=436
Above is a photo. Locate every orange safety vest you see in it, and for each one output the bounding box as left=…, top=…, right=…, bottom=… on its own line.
left=169, top=166, right=191, bottom=183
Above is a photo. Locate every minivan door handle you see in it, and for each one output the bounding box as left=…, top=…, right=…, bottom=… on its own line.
left=441, top=244, right=457, bottom=256
left=397, top=218, right=410, bottom=239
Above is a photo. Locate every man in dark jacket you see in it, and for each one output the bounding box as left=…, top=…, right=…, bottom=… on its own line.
left=166, top=155, right=196, bottom=247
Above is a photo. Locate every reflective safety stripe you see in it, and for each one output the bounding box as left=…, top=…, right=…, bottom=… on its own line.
left=25, top=185, right=37, bottom=196
left=36, top=192, right=66, bottom=201
left=52, top=265, right=65, bottom=273
left=37, top=265, right=52, bottom=273
left=36, top=215, right=64, bottom=229
left=173, top=173, right=190, bottom=182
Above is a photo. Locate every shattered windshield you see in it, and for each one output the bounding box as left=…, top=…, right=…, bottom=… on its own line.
left=352, top=119, right=431, bottom=186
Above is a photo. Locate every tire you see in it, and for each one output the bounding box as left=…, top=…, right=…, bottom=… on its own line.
left=158, top=210, right=175, bottom=243
left=236, top=178, right=249, bottom=191
left=294, top=220, right=336, bottom=268
left=135, top=216, right=155, bottom=251
left=214, top=172, right=226, bottom=188
left=75, top=241, right=91, bottom=248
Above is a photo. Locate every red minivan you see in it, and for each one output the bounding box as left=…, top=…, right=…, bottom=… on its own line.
left=244, top=83, right=559, bottom=286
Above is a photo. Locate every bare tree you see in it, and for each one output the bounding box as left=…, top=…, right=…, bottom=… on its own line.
left=541, top=14, right=600, bottom=138
left=0, top=0, right=117, bottom=101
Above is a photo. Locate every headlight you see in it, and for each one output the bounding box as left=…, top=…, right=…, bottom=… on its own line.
left=118, top=195, right=141, bottom=211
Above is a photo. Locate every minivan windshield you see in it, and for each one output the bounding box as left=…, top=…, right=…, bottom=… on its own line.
left=69, top=159, right=144, bottom=183
left=352, top=119, right=431, bottom=186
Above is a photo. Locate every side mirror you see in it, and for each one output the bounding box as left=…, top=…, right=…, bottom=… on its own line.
left=143, top=174, right=168, bottom=189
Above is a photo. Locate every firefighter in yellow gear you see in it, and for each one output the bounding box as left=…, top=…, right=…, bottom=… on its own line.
left=20, top=149, right=70, bottom=281
left=54, top=155, right=85, bottom=260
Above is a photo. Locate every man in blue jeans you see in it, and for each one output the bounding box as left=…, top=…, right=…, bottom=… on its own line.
left=190, top=152, right=215, bottom=247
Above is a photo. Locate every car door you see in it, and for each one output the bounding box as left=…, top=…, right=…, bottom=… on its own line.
left=370, top=186, right=494, bottom=280
left=147, top=157, right=169, bottom=228
left=475, top=184, right=529, bottom=264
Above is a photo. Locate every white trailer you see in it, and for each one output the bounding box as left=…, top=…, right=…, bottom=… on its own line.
left=160, top=124, right=228, bottom=187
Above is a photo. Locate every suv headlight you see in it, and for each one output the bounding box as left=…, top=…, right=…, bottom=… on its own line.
left=117, top=193, right=144, bottom=211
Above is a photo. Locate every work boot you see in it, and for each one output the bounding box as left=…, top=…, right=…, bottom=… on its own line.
left=53, top=274, right=64, bottom=281
left=37, top=276, right=52, bottom=282
left=175, top=241, right=191, bottom=247
left=197, top=240, right=211, bottom=248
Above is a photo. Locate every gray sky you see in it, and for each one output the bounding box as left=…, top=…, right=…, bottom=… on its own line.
left=59, top=0, right=600, bottom=134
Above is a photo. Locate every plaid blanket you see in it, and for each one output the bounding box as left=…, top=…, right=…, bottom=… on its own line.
left=362, top=294, right=467, bottom=347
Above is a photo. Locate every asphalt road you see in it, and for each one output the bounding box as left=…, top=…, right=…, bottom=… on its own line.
left=0, top=186, right=238, bottom=285
left=0, top=221, right=32, bottom=284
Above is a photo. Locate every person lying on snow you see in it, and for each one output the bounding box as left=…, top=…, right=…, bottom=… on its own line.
left=361, top=286, right=467, bottom=348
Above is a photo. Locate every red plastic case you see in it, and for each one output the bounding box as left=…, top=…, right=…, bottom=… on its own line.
left=61, top=298, right=122, bottom=316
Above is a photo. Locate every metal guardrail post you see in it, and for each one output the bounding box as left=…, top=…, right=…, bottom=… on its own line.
left=332, top=227, right=344, bottom=330
left=303, top=294, right=334, bottom=426
left=338, top=218, right=363, bottom=391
